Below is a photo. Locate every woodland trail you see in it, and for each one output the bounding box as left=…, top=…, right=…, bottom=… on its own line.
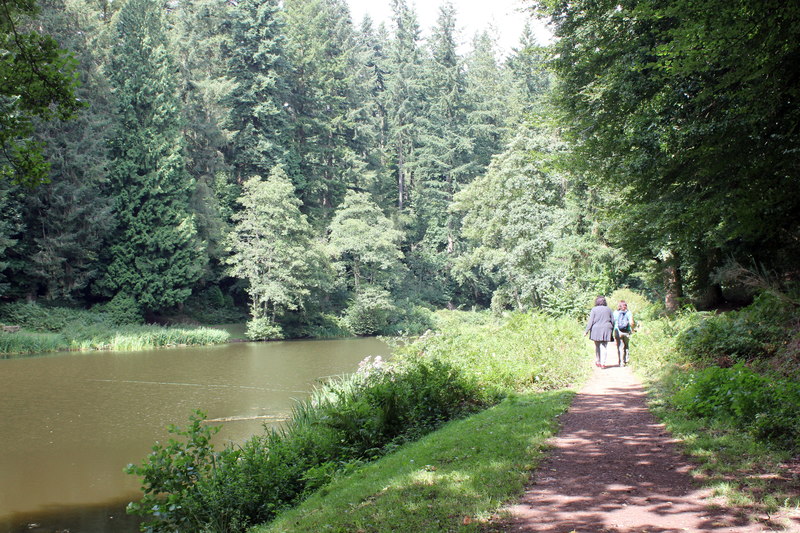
left=500, top=346, right=782, bottom=533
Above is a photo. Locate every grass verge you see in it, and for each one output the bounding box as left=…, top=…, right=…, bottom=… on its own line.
left=632, top=312, right=800, bottom=528
left=252, top=390, right=575, bottom=533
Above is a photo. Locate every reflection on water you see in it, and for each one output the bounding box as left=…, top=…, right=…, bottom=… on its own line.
left=0, top=337, right=389, bottom=533
left=2, top=498, right=141, bottom=533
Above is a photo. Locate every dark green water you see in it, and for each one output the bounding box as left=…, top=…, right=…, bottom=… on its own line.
left=0, top=337, right=389, bottom=533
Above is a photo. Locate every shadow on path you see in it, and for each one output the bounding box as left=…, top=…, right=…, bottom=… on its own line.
left=502, top=354, right=776, bottom=532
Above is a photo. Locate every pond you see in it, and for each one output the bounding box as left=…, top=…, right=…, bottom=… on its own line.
left=0, top=337, right=390, bottom=533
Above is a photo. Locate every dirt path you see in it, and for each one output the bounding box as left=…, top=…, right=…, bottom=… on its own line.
left=501, top=348, right=775, bottom=532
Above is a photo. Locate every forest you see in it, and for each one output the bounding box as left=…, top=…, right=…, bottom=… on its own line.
left=1, top=0, right=798, bottom=339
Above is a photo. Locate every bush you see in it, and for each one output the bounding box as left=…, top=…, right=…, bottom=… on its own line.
left=246, top=317, right=284, bottom=340
left=127, top=354, right=485, bottom=532
left=0, top=301, right=103, bottom=331
left=676, top=292, right=795, bottom=363
left=385, top=302, right=436, bottom=336
left=671, top=363, right=800, bottom=451
left=105, top=293, right=143, bottom=326
left=342, top=287, right=396, bottom=336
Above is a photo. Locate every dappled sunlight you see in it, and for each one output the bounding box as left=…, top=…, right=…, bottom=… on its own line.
left=503, top=367, right=773, bottom=532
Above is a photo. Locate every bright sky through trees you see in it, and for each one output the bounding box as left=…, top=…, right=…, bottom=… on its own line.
left=346, top=0, right=551, bottom=56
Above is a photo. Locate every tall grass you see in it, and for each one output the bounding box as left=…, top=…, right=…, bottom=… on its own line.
left=0, top=302, right=230, bottom=355
left=0, top=330, right=67, bottom=355
left=395, top=310, right=590, bottom=394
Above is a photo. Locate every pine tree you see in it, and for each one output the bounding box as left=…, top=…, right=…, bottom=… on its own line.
left=19, top=0, right=115, bottom=301
left=464, top=30, right=511, bottom=172
left=384, top=0, right=424, bottom=210
left=224, top=0, right=290, bottom=183
left=351, top=16, right=392, bottom=204
left=170, top=0, right=238, bottom=285
left=283, top=0, right=365, bottom=211
left=100, top=0, right=204, bottom=312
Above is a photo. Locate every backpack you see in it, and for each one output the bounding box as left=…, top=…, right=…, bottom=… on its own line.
left=617, top=311, right=631, bottom=331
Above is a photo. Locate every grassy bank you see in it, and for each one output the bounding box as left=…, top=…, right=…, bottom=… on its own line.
left=631, top=292, right=800, bottom=525
left=252, top=390, right=574, bottom=533
left=0, top=302, right=230, bottom=355
left=126, top=310, right=590, bottom=532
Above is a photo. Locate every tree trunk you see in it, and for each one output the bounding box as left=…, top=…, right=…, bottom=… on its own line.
left=662, top=251, right=683, bottom=312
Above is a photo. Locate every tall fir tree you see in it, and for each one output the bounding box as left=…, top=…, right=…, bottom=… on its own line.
left=170, top=0, right=237, bottom=285
left=283, top=0, right=366, bottom=212
left=351, top=16, right=392, bottom=204
left=100, top=0, right=204, bottom=312
left=224, top=0, right=290, bottom=184
left=464, top=30, right=512, bottom=176
left=384, top=0, right=424, bottom=210
left=19, top=0, right=115, bottom=301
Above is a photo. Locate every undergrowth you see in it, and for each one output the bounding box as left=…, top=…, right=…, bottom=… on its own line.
left=633, top=290, right=800, bottom=526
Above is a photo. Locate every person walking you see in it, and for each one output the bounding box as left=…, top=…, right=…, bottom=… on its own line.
left=613, top=300, right=635, bottom=366
left=584, top=296, right=614, bottom=368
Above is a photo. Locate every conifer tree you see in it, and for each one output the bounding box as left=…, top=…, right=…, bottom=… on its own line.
left=100, top=0, right=203, bottom=312
left=170, top=0, right=237, bottom=285
left=224, top=0, right=290, bottom=184
left=283, top=0, right=365, bottom=211
left=20, top=0, right=114, bottom=301
left=384, top=0, right=424, bottom=210
left=464, top=30, right=512, bottom=175
left=351, top=16, right=392, bottom=203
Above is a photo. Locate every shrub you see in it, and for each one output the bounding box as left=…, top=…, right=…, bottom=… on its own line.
left=104, top=293, right=143, bottom=326
left=676, top=292, right=795, bottom=363
left=246, top=317, right=284, bottom=341
left=671, top=363, right=800, bottom=451
left=385, top=302, right=435, bottom=336
left=127, top=355, right=485, bottom=532
left=342, top=287, right=396, bottom=336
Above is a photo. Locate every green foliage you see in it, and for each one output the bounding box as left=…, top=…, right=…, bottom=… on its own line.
left=0, top=301, right=228, bottom=353
left=536, top=0, right=800, bottom=303
left=676, top=292, right=796, bottom=363
left=671, top=364, right=800, bottom=451
left=127, top=310, right=587, bottom=531
left=342, top=286, right=396, bottom=336
left=0, top=0, right=83, bottom=185
left=246, top=317, right=284, bottom=341
left=104, top=293, right=143, bottom=326
left=127, top=353, right=484, bottom=531
left=0, top=330, right=65, bottom=354
left=395, top=310, right=590, bottom=395
left=387, top=302, right=436, bottom=336
left=327, top=190, right=404, bottom=291
left=227, top=167, right=327, bottom=331
left=253, top=391, right=574, bottom=533
left=628, top=298, right=800, bottom=519
left=0, top=301, right=101, bottom=332
left=99, top=0, right=204, bottom=313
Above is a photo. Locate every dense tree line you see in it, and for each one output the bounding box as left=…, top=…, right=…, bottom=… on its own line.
left=2, top=0, right=796, bottom=337
left=1, top=0, right=567, bottom=337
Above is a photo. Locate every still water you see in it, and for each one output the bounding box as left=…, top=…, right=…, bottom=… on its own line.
left=0, top=337, right=390, bottom=533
